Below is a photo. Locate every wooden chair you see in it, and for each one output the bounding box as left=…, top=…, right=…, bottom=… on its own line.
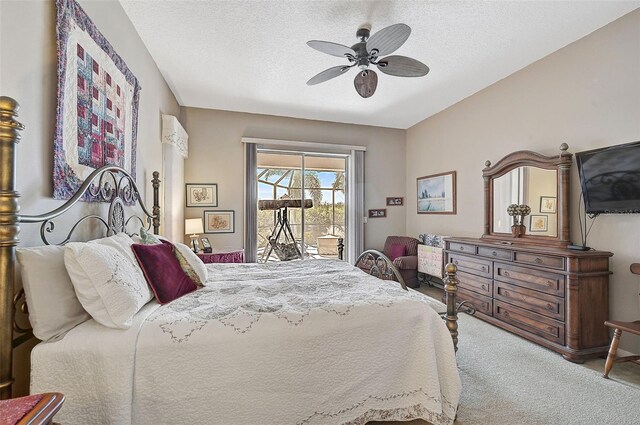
left=0, top=392, right=64, bottom=425
left=602, top=263, right=640, bottom=379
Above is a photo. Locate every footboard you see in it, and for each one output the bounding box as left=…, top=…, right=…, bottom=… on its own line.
left=355, top=249, right=407, bottom=289
left=355, top=249, right=463, bottom=351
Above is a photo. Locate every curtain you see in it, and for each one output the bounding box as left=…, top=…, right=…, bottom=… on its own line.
left=244, top=143, right=258, bottom=262
left=348, top=150, right=365, bottom=263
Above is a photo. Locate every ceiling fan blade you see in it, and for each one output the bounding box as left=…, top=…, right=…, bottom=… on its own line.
left=377, top=55, right=429, bottom=77
left=354, top=69, right=378, bottom=98
left=307, top=40, right=356, bottom=58
left=307, top=65, right=351, bottom=86
left=366, top=23, right=411, bottom=56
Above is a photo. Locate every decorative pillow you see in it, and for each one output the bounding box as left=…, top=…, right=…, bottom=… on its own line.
left=64, top=243, right=153, bottom=329
left=171, top=242, right=207, bottom=287
left=132, top=242, right=198, bottom=304
left=388, top=243, right=406, bottom=260
left=16, top=245, right=91, bottom=341
left=139, top=227, right=162, bottom=245
left=136, top=227, right=207, bottom=286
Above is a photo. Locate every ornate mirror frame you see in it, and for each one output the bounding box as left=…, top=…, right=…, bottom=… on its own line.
left=481, top=143, right=572, bottom=247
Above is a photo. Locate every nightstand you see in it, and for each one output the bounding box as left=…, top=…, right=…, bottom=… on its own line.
left=197, top=249, right=244, bottom=263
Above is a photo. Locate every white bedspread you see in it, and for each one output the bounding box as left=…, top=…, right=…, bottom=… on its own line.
left=32, top=260, right=461, bottom=425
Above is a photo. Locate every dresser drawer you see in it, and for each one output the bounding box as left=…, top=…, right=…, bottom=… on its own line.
left=458, top=287, right=492, bottom=316
left=448, top=242, right=476, bottom=254
left=448, top=254, right=492, bottom=279
left=457, top=271, right=492, bottom=296
left=494, top=262, right=565, bottom=297
left=494, top=281, right=564, bottom=321
left=494, top=301, right=564, bottom=345
left=477, top=246, right=513, bottom=261
left=514, top=252, right=565, bottom=270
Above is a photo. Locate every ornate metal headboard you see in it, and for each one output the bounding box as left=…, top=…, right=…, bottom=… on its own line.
left=0, top=96, right=161, bottom=399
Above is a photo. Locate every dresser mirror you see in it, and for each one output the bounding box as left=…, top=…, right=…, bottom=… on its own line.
left=482, top=144, right=572, bottom=247
left=492, top=167, right=558, bottom=237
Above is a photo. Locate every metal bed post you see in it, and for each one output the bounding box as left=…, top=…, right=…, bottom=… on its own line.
left=0, top=97, right=23, bottom=399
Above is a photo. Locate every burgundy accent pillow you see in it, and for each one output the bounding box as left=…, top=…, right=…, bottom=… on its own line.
left=388, top=243, right=406, bottom=260
left=131, top=242, right=197, bottom=304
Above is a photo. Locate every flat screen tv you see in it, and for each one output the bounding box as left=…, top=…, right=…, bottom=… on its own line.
left=576, top=141, right=640, bottom=215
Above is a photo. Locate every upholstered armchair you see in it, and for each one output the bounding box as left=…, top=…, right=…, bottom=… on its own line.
left=383, top=236, right=419, bottom=288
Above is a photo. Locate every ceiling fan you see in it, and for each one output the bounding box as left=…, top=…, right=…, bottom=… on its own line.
left=306, top=23, right=429, bottom=98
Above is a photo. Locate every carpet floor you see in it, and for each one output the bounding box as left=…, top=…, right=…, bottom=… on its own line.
left=371, top=291, right=640, bottom=425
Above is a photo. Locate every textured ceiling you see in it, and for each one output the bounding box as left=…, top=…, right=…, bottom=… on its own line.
left=120, top=1, right=639, bottom=129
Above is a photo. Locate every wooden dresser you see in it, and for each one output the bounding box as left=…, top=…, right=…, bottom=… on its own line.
left=445, top=237, right=612, bottom=362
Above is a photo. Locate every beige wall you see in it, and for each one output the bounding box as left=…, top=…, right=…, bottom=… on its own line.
left=406, top=10, right=640, bottom=353
left=182, top=107, right=406, bottom=252
left=1, top=0, right=180, bottom=395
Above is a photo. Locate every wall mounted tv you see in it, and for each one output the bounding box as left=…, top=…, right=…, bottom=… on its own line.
left=576, top=141, right=640, bottom=215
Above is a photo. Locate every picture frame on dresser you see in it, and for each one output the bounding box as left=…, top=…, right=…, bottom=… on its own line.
left=200, top=237, right=212, bottom=253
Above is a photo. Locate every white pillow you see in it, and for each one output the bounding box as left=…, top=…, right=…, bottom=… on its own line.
left=174, top=242, right=208, bottom=285
left=16, top=245, right=90, bottom=341
left=64, top=243, right=153, bottom=329
left=89, top=232, right=139, bottom=267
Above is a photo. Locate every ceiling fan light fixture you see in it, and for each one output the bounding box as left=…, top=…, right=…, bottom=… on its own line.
left=306, top=23, right=429, bottom=98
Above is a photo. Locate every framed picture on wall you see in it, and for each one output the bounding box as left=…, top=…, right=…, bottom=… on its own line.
left=186, top=183, right=218, bottom=207
left=417, top=171, right=457, bottom=214
left=386, top=197, right=404, bottom=206
left=540, top=196, right=557, bottom=213
left=368, top=209, right=387, bottom=218
left=530, top=215, right=548, bottom=232
left=204, top=210, right=235, bottom=233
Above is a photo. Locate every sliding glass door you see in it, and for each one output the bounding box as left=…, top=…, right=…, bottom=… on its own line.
left=256, top=150, right=346, bottom=263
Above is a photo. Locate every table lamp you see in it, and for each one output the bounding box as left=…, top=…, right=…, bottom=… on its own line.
left=185, top=218, right=204, bottom=253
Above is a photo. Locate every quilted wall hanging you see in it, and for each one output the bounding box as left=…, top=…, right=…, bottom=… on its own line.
left=54, top=0, right=141, bottom=200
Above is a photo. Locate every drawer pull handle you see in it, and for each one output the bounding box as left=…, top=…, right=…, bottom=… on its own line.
left=503, top=290, right=511, bottom=297
left=535, top=257, right=543, bottom=264
left=454, top=260, right=459, bottom=265
left=503, top=271, right=510, bottom=277
left=546, top=303, right=554, bottom=311
left=492, top=251, right=498, bottom=256
left=503, top=311, right=510, bottom=317
left=481, top=285, right=487, bottom=291
left=459, top=246, right=465, bottom=251
left=547, top=326, right=556, bottom=333
left=546, top=280, right=555, bottom=287
left=481, top=266, right=487, bottom=272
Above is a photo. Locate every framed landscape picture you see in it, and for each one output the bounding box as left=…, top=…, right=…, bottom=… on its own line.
left=186, top=183, right=218, bottom=207
left=530, top=215, right=548, bottom=232
left=204, top=210, right=235, bottom=233
left=417, top=171, right=457, bottom=214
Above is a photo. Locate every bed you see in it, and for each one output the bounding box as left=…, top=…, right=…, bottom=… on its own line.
left=0, top=96, right=462, bottom=424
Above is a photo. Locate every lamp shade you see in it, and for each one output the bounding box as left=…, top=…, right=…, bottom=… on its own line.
left=185, top=218, right=204, bottom=235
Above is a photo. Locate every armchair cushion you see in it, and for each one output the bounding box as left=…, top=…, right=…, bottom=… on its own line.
left=383, top=236, right=419, bottom=257
left=393, top=255, right=418, bottom=270
left=388, top=243, right=406, bottom=260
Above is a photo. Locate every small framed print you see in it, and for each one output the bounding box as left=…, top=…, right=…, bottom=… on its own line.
left=186, top=184, right=218, bottom=207
left=539, top=196, right=557, bottom=214
left=530, top=215, right=548, bottom=232
left=200, top=237, right=212, bottom=253
left=386, top=197, right=404, bottom=206
left=368, top=208, right=387, bottom=218
left=204, top=210, right=235, bottom=233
